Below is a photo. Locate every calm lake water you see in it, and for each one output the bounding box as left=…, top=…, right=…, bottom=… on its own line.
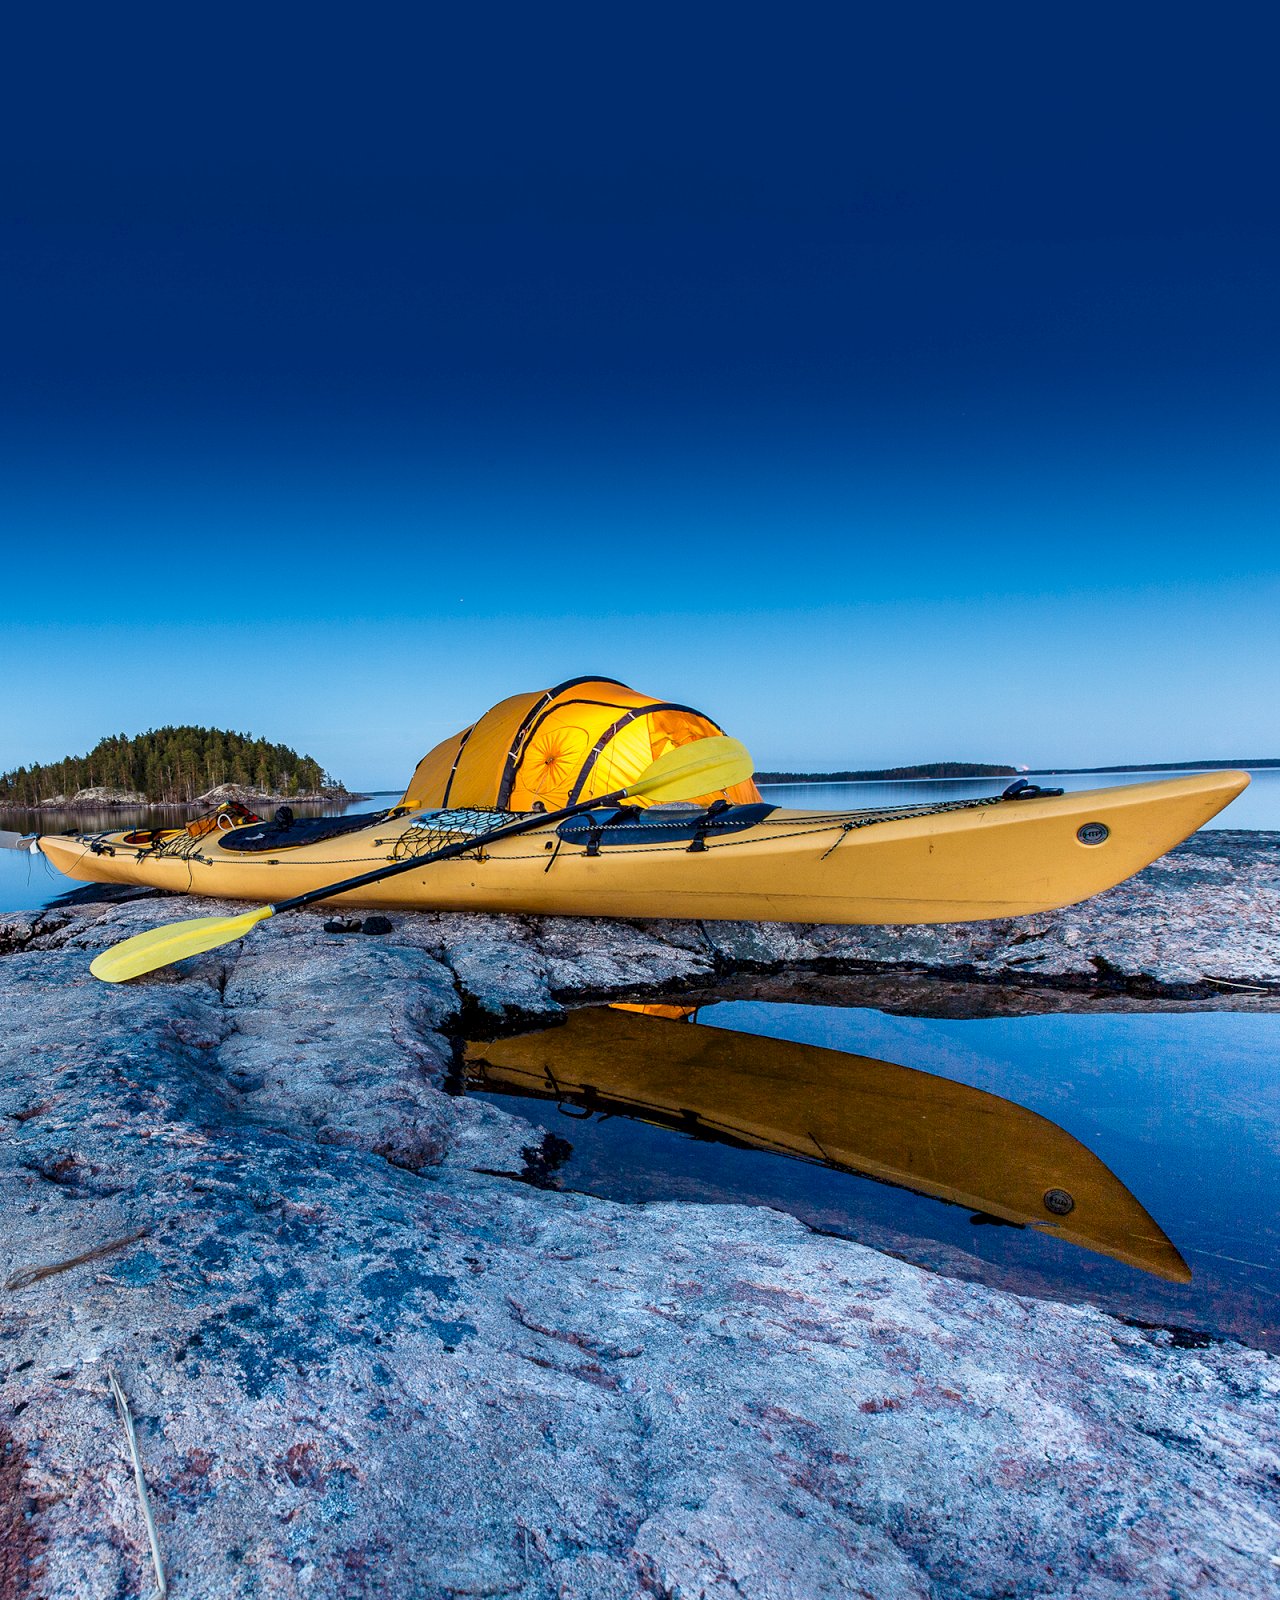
left=759, top=764, right=1280, bottom=831
left=471, top=1000, right=1280, bottom=1353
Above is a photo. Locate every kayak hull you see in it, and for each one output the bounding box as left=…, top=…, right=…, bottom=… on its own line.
left=37, top=770, right=1249, bottom=926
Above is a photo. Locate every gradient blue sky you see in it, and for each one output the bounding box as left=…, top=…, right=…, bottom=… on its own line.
left=3, top=8, right=1278, bottom=786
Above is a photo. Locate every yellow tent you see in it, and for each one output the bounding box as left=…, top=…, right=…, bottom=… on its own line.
left=399, top=675, right=762, bottom=814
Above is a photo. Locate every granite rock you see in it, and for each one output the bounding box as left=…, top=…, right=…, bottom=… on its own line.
left=1, top=835, right=1278, bottom=1597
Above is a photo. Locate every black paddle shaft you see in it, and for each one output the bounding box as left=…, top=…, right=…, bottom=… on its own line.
left=270, top=788, right=630, bottom=915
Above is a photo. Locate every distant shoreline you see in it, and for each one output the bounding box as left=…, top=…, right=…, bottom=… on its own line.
left=757, top=759, right=1279, bottom=785
left=0, top=786, right=370, bottom=819
left=755, top=763, right=1017, bottom=783
left=1025, top=759, right=1280, bottom=775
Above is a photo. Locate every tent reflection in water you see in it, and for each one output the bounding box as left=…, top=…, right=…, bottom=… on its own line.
left=398, top=675, right=762, bottom=814
left=465, top=1006, right=1190, bottom=1284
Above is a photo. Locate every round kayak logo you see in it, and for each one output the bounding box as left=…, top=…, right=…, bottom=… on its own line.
left=1043, top=1188, right=1076, bottom=1216
left=1077, top=822, right=1110, bottom=846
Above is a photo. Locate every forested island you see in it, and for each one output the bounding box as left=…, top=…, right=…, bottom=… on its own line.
left=0, top=726, right=348, bottom=810
left=755, top=761, right=1019, bottom=783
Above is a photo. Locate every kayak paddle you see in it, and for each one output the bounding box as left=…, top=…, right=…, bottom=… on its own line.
left=89, top=735, right=753, bottom=983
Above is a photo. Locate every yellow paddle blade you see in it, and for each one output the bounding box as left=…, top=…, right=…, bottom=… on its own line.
left=623, top=735, right=754, bottom=804
left=89, top=905, right=275, bottom=984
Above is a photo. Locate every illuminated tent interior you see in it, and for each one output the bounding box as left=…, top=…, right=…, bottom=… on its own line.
left=399, top=676, right=762, bottom=814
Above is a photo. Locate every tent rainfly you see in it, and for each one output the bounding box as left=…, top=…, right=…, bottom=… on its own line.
left=398, top=676, right=762, bottom=814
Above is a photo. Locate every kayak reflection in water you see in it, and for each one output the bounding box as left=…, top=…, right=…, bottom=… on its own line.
left=465, top=1004, right=1190, bottom=1284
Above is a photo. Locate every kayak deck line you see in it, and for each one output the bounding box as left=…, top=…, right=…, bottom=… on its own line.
left=72, top=790, right=1011, bottom=869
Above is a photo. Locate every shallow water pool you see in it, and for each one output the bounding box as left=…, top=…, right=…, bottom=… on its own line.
left=468, top=999, right=1280, bottom=1352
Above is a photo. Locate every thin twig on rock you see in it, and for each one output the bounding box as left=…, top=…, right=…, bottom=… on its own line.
left=107, top=1368, right=168, bottom=1598
left=4, top=1227, right=151, bottom=1291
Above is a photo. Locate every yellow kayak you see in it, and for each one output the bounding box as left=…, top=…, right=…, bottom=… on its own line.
left=466, top=1005, right=1190, bottom=1281
left=37, top=768, right=1247, bottom=925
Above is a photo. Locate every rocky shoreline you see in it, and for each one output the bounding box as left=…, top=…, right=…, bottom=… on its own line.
left=2, top=830, right=1278, bottom=1597
left=0, top=784, right=367, bottom=818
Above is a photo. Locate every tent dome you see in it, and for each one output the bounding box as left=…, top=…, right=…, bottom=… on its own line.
left=399, top=675, right=761, bottom=814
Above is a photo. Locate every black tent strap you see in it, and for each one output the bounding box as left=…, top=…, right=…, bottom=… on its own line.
left=557, top=802, right=776, bottom=850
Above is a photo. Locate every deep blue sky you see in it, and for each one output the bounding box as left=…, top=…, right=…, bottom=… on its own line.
left=3, top=8, right=1278, bottom=785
